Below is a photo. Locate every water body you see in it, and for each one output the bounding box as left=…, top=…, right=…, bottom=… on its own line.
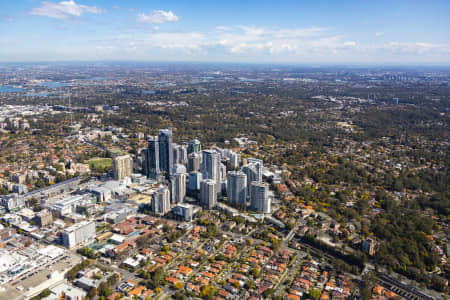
left=142, top=90, right=156, bottom=94
left=35, top=81, right=67, bottom=88
left=156, top=83, right=176, bottom=88
left=0, top=85, right=24, bottom=93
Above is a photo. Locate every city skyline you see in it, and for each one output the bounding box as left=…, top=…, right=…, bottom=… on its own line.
left=0, top=0, right=449, bottom=64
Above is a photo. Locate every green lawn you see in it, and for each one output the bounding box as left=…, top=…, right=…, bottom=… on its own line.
left=88, top=157, right=112, bottom=170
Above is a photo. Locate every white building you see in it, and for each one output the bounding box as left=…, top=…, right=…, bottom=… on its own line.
left=173, top=203, right=194, bottom=221
left=172, top=173, right=186, bottom=204
left=200, top=179, right=216, bottom=209
left=227, top=171, right=247, bottom=206
left=0, top=194, right=25, bottom=211
left=241, top=158, right=263, bottom=196
left=151, top=186, right=170, bottom=215
left=113, top=155, right=133, bottom=180
left=61, top=221, right=96, bottom=248
left=51, top=194, right=90, bottom=216
left=250, top=182, right=271, bottom=214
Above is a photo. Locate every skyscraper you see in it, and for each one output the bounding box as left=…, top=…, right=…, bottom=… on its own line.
left=113, top=155, right=133, bottom=180
left=173, top=144, right=187, bottom=165
left=151, top=186, right=170, bottom=215
left=241, top=158, right=263, bottom=196
left=200, top=179, right=216, bottom=209
left=188, top=152, right=202, bottom=172
left=201, top=150, right=221, bottom=192
left=188, top=172, right=202, bottom=191
left=158, top=128, right=173, bottom=176
left=247, top=158, right=263, bottom=182
left=250, top=182, right=270, bottom=213
left=172, top=172, right=186, bottom=204
left=227, top=171, right=247, bottom=206
left=187, top=139, right=201, bottom=154
left=144, top=136, right=160, bottom=179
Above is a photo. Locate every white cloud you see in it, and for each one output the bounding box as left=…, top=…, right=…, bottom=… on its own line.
left=137, top=10, right=179, bottom=24
left=375, top=32, right=384, bottom=37
left=65, top=25, right=450, bottom=63
left=30, top=0, right=102, bottom=19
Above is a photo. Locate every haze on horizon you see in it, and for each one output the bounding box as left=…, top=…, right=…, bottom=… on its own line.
left=0, top=0, right=449, bottom=65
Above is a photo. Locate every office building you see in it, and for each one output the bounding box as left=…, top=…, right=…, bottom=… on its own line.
left=158, top=128, right=173, bottom=176
left=250, top=182, right=270, bottom=213
left=201, top=150, right=221, bottom=192
left=61, top=221, right=96, bottom=248
left=151, top=186, right=170, bottom=215
left=113, top=155, right=133, bottom=180
left=188, top=172, right=202, bottom=191
left=187, top=139, right=201, bottom=154
left=143, top=136, right=160, bottom=179
left=188, top=152, right=202, bottom=172
left=227, top=171, right=247, bottom=206
left=200, top=179, right=217, bottom=209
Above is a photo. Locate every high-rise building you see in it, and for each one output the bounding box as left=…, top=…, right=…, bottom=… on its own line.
left=200, top=179, right=216, bottom=209
left=188, top=172, right=202, bottom=191
left=224, top=150, right=240, bottom=169
left=61, top=221, right=96, bottom=248
left=227, top=171, right=247, bottom=206
left=250, top=182, right=270, bottom=213
left=151, top=186, right=170, bottom=215
left=187, top=139, right=201, bottom=154
left=158, top=128, right=173, bottom=176
left=113, top=155, right=133, bottom=180
left=220, top=163, right=227, bottom=181
left=362, top=238, right=376, bottom=256
left=172, top=203, right=194, bottom=221
left=201, top=150, right=221, bottom=192
left=172, top=164, right=187, bottom=175
left=241, top=158, right=263, bottom=196
left=172, top=173, right=186, bottom=204
left=188, top=152, right=202, bottom=172
left=173, top=144, right=187, bottom=165
left=143, top=136, right=160, bottom=179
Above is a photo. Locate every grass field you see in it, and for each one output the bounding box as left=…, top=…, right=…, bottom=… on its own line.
left=88, top=157, right=112, bottom=170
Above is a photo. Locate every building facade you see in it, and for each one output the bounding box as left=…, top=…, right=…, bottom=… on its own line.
left=151, top=186, right=170, bottom=215
left=158, top=128, right=173, bottom=176
left=187, top=139, right=201, bottom=154
left=250, top=182, right=270, bottom=213
left=113, top=155, right=133, bottom=180
left=201, top=150, right=221, bottom=193
left=61, top=221, right=96, bottom=248
left=227, top=171, right=247, bottom=206
left=200, top=179, right=217, bottom=209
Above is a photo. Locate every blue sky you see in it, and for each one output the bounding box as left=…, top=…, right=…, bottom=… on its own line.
left=0, top=0, right=449, bottom=64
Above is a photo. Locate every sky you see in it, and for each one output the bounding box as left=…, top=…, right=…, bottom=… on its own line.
left=0, top=0, right=449, bottom=64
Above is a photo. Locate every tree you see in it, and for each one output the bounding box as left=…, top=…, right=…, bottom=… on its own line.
left=200, top=285, right=214, bottom=298
left=151, top=267, right=164, bottom=288
left=174, top=282, right=184, bottom=290
left=309, top=288, right=322, bottom=300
